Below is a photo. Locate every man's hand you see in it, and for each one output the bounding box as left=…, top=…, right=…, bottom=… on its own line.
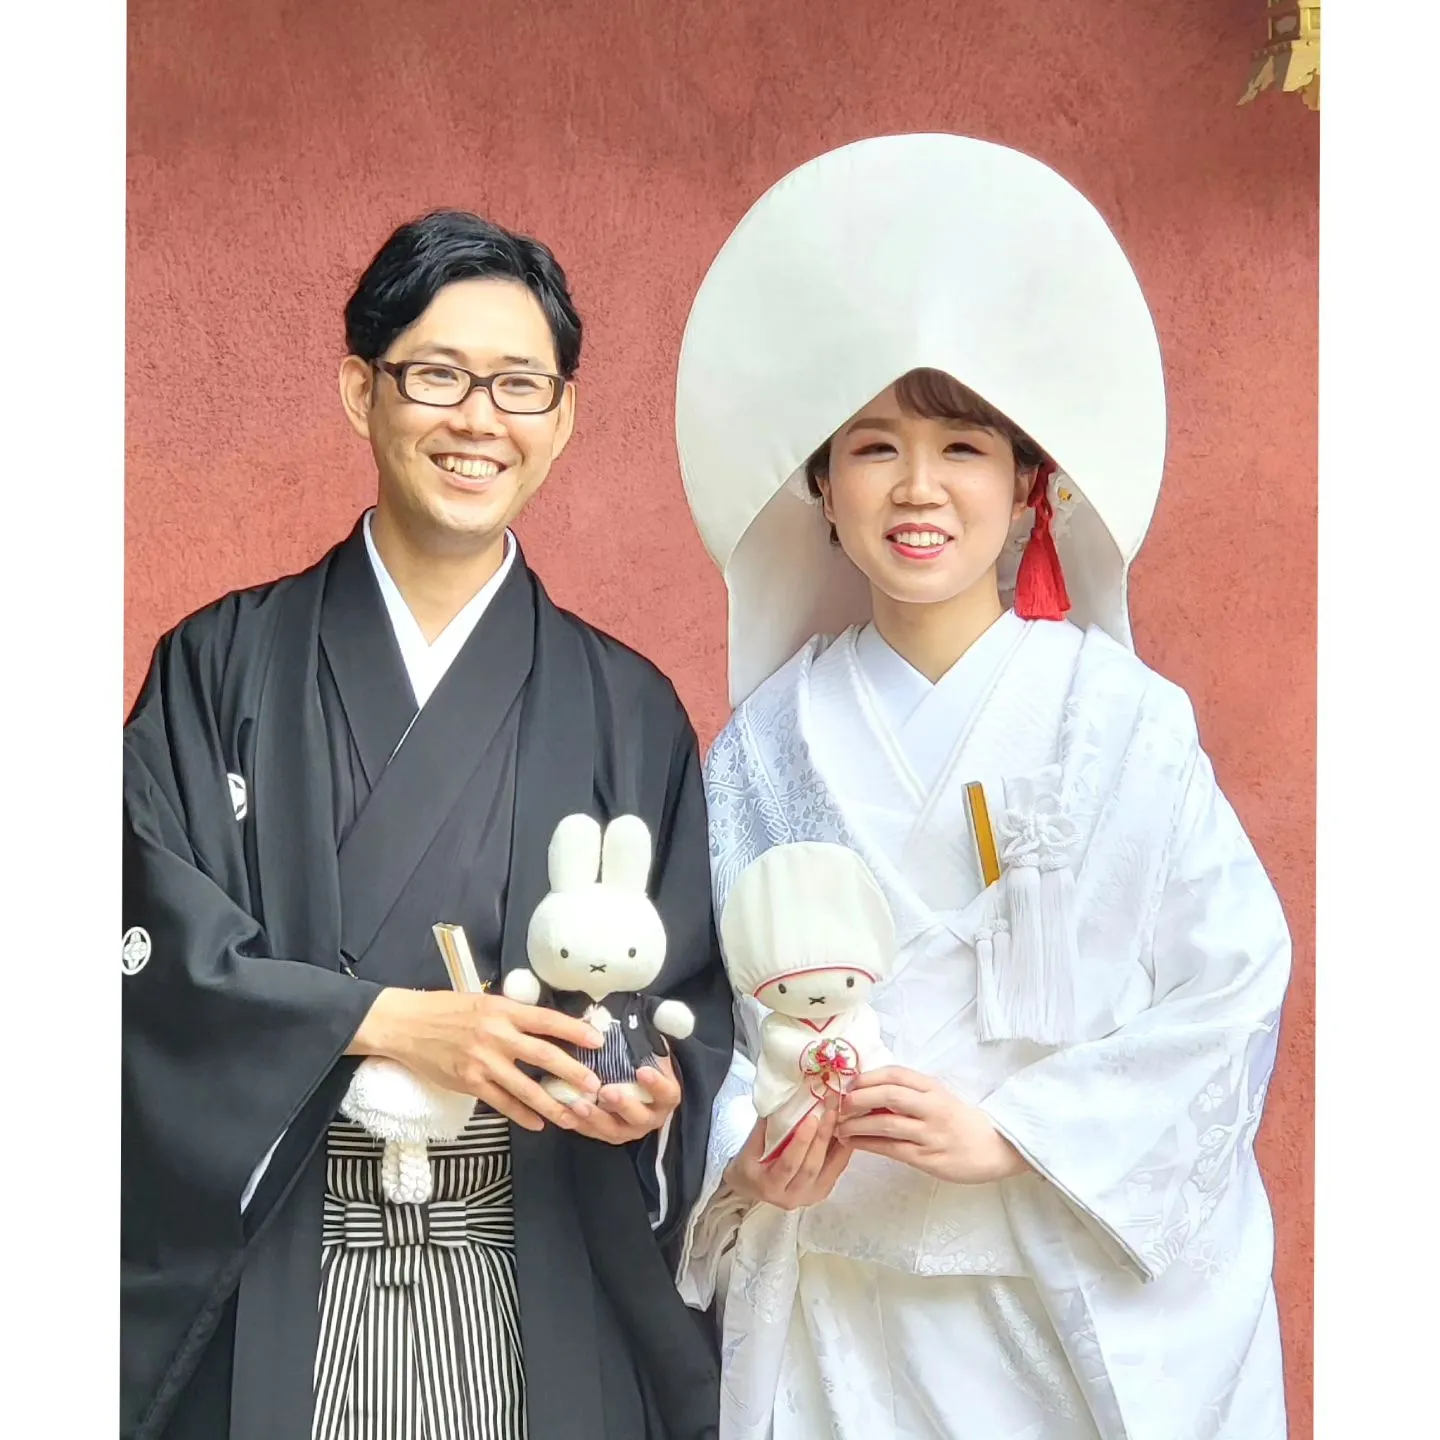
left=567, top=1056, right=682, bottom=1145
left=836, top=1066, right=1030, bottom=1184
left=349, top=988, right=604, bottom=1133
left=721, top=1096, right=851, bottom=1212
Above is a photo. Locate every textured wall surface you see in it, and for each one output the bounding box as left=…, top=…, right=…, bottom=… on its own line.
left=127, top=0, right=1317, bottom=1430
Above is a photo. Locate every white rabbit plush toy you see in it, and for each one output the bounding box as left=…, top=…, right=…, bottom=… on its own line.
left=504, top=813, right=696, bottom=1106
left=720, top=842, right=897, bottom=1163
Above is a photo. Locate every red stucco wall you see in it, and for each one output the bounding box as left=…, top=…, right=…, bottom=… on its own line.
left=127, top=0, right=1317, bottom=1430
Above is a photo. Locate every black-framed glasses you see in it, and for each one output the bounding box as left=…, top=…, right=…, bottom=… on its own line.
left=375, top=360, right=566, bottom=415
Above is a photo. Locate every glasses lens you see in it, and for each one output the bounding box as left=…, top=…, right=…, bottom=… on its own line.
left=491, top=372, right=559, bottom=414
left=400, top=364, right=469, bottom=405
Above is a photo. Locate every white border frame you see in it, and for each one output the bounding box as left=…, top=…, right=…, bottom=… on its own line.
left=1, top=3, right=1425, bottom=1433
left=1314, top=6, right=1435, bottom=1435
left=0, top=0, right=124, bottom=1427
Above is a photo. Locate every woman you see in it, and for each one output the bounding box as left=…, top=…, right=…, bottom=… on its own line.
left=674, top=135, right=1291, bottom=1440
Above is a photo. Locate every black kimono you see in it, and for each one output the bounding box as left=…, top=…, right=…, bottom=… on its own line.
left=121, top=521, right=733, bottom=1440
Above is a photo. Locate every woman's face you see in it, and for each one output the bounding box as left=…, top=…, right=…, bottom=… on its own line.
left=818, top=384, right=1032, bottom=611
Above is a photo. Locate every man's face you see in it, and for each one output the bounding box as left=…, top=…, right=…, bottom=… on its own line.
left=339, top=277, right=576, bottom=554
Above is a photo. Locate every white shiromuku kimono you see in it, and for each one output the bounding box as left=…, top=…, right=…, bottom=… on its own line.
left=679, top=613, right=1290, bottom=1440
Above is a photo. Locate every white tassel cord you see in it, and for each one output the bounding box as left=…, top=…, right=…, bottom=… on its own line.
left=975, top=913, right=1012, bottom=1044
left=1038, top=864, right=1080, bottom=1038
left=381, top=1140, right=435, bottom=1205
left=978, top=845, right=1081, bottom=1046
left=340, top=1057, right=476, bottom=1207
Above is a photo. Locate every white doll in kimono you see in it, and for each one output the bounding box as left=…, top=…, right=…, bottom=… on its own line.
left=673, top=135, right=1293, bottom=1440
left=718, top=842, right=896, bottom=1163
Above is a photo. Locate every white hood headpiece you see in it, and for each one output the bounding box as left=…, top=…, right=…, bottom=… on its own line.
left=676, top=133, right=1167, bottom=705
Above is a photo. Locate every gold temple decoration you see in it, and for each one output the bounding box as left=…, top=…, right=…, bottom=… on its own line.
left=1240, top=1, right=1321, bottom=111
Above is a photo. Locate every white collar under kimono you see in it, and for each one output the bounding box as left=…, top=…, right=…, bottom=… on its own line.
left=852, top=611, right=1029, bottom=794
left=361, top=508, right=516, bottom=709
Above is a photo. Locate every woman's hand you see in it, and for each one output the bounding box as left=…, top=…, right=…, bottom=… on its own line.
left=836, top=1066, right=1030, bottom=1184
left=722, top=1095, right=852, bottom=1211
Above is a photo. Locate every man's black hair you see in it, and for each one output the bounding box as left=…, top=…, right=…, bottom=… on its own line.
left=344, top=210, right=582, bottom=377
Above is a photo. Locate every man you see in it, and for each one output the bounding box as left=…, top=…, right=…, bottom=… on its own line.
left=122, top=211, right=732, bottom=1440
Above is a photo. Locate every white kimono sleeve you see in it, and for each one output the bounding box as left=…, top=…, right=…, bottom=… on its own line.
left=981, top=748, right=1291, bottom=1282
left=675, top=996, right=762, bottom=1308
left=676, top=715, right=787, bottom=1308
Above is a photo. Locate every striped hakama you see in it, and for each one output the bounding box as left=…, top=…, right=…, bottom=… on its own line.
left=560, top=1004, right=659, bottom=1088
left=312, top=1108, right=526, bottom=1440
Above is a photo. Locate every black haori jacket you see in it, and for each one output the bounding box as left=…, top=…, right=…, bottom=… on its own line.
left=122, top=524, right=731, bottom=1439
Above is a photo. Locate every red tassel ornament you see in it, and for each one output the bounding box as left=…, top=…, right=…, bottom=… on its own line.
left=1014, top=461, right=1071, bottom=621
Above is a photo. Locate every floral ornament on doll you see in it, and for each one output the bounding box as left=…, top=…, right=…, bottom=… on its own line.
left=720, top=842, right=897, bottom=1163
left=800, top=1036, right=861, bottom=1095
left=504, top=813, right=695, bottom=1107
